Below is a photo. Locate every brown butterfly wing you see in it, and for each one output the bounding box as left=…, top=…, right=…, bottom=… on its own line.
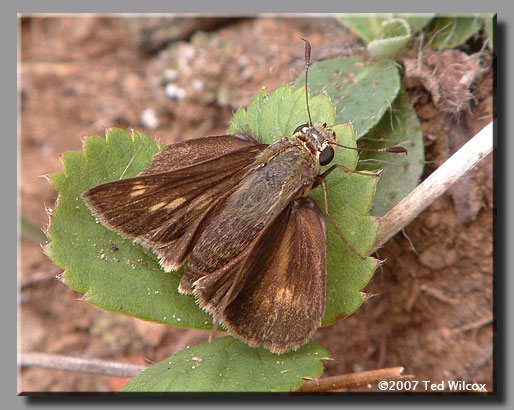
left=82, top=134, right=267, bottom=271
left=178, top=142, right=315, bottom=296
left=221, top=197, right=327, bottom=354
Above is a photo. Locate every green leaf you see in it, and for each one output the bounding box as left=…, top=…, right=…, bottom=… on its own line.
left=338, top=14, right=392, bottom=43
left=120, top=336, right=328, bottom=392
left=425, top=15, right=486, bottom=50
left=396, top=14, right=435, bottom=33
left=312, top=174, right=379, bottom=324
left=357, top=88, right=425, bottom=217
left=45, top=129, right=214, bottom=330
left=294, top=56, right=401, bottom=138
left=367, top=18, right=412, bottom=59
left=337, top=13, right=434, bottom=45
left=229, top=85, right=335, bottom=143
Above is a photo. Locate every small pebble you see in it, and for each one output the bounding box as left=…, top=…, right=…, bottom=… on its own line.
left=163, top=68, right=179, bottom=82
left=165, top=83, right=187, bottom=100
left=192, top=78, right=204, bottom=92
left=140, top=108, right=160, bottom=130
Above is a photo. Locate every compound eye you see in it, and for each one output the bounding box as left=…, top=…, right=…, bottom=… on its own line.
left=319, top=146, right=335, bottom=166
left=294, top=124, right=309, bottom=134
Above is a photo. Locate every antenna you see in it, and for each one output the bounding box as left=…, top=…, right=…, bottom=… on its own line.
left=301, top=38, right=313, bottom=126
left=331, top=142, right=408, bottom=155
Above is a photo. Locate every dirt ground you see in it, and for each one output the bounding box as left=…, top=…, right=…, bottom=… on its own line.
left=19, top=16, right=494, bottom=393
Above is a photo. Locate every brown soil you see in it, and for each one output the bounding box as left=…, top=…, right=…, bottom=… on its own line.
left=19, top=16, right=494, bottom=393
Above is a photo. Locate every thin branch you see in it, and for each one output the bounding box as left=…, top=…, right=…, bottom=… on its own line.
left=450, top=315, right=493, bottom=335
left=298, top=366, right=414, bottom=392
left=372, top=121, right=494, bottom=253
left=420, top=284, right=459, bottom=305
left=19, top=352, right=148, bottom=378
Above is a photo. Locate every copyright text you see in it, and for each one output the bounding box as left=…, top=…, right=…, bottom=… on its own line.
left=378, top=380, right=487, bottom=392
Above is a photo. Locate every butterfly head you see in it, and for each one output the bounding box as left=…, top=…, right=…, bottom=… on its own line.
left=293, top=122, right=338, bottom=166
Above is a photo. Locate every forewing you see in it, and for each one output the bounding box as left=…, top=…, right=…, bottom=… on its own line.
left=139, top=134, right=259, bottom=175
left=221, top=197, right=327, bottom=354
left=82, top=135, right=267, bottom=270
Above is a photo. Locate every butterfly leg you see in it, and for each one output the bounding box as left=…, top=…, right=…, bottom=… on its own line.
left=314, top=164, right=379, bottom=259
left=314, top=163, right=380, bottom=185
left=319, top=179, right=367, bottom=259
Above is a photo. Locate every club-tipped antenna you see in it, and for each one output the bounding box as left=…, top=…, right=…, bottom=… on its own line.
left=331, top=142, right=408, bottom=155
left=301, top=38, right=313, bottom=127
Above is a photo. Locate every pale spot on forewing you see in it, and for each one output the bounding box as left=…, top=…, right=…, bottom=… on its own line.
left=130, top=188, right=147, bottom=197
left=165, top=197, right=186, bottom=210
left=149, top=201, right=167, bottom=212
left=132, top=184, right=147, bottom=190
left=276, top=287, right=293, bottom=302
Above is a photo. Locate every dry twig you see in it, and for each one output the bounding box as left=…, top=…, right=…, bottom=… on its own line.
left=450, top=316, right=493, bottom=335
left=19, top=352, right=147, bottom=378
left=298, top=366, right=414, bottom=392
left=372, top=122, right=493, bottom=253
